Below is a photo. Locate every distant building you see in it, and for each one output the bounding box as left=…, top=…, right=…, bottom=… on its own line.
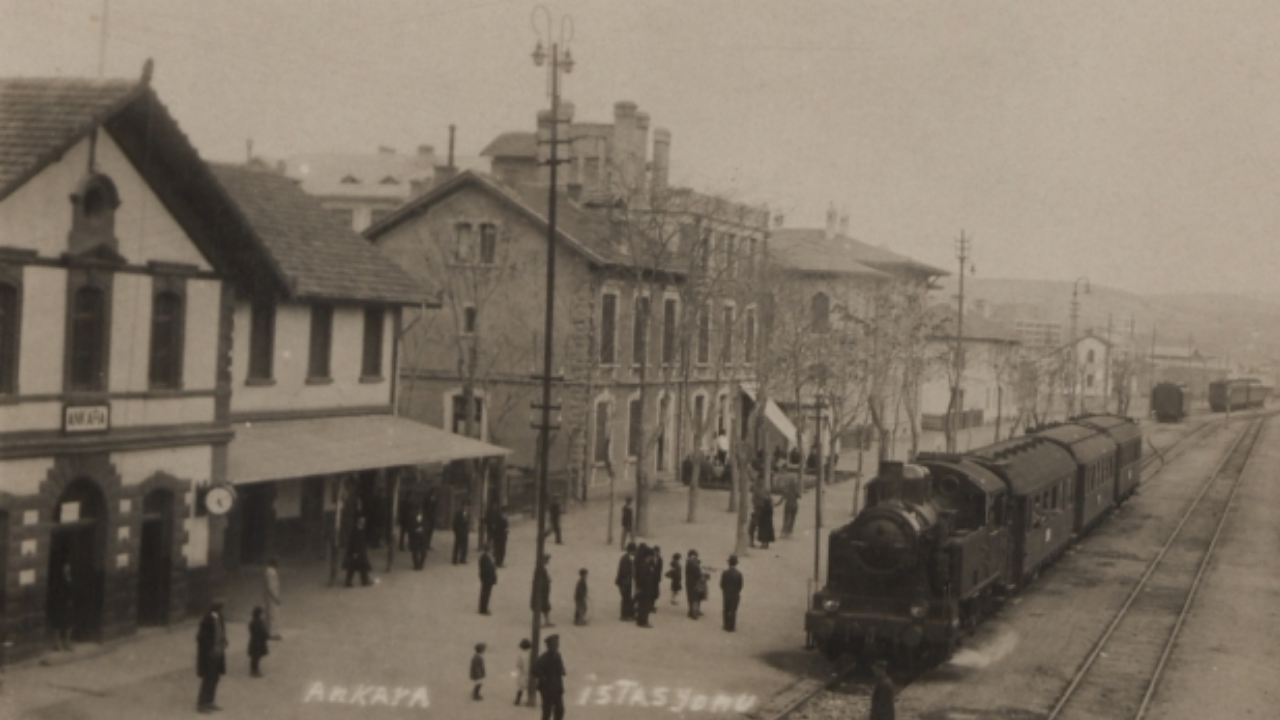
left=921, top=307, right=1021, bottom=442
left=1013, top=319, right=1063, bottom=348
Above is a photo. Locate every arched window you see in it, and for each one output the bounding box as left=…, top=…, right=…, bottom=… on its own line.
left=69, top=286, right=107, bottom=391
left=810, top=292, right=830, bottom=333
left=148, top=291, right=184, bottom=389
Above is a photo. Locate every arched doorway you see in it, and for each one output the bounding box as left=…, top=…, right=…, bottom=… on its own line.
left=137, top=489, right=173, bottom=626
left=48, top=478, right=106, bottom=642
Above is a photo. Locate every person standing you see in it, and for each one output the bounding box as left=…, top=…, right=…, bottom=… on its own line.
left=615, top=543, right=636, bottom=620
left=720, top=555, right=743, bottom=632
left=452, top=501, right=470, bottom=565
left=247, top=606, right=269, bottom=678
left=471, top=642, right=487, bottom=700
left=409, top=512, right=428, bottom=570
left=514, top=638, right=532, bottom=706
left=421, top=488, right=438, bottom=551
left=195, top=599, right=228, bottom=713
left=262, top=557, right=282, bottom=640
left=781, top=480, right=800, bottom=538
left=870, top=661, right=896, bottom=720
left=573, top=568, right=589, bottom=626
left=478, top=544, right=498, bottom=615
left=685, top=550, right=704, bottom=619
left=397, top=490, right=416, bottom=551
left=534, top=634, right=566, bottom=720
left=619, top=497, right=635, bottom=550
left=547, top=494, right=563, bottom=545
left=532, top=554, right=553, bottom=628
left=666, top=552, right=683, bottom=606
left=345, top=518, right=373, bottom=587
left=487, top=506, right=510, bottom=567
left=756, top=491, right=778, bottom=550
left=634, top=545, right=654, bottom=628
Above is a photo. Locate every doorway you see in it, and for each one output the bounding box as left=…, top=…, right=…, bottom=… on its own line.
left=47, top=478, right=106, bottom=642
left=137, top=489, right=173, bottom=626
left=238, top=483, right=277, bottom=564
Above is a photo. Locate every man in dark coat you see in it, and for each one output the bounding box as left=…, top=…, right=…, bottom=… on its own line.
left=619, top=497, right=634, bottom=549
left=781, top=480, right=800, bottom=537
left=486, top=506, right=510, bottom=567
left=196, top=599, right=228, bottom=713
left=870, top=661, right=895, bottom=720
left=615, top=543, right=636, bottom=620
left=634, top=544, right=655, bottom=628
left=397, top=491, right=416, bottom=550
left=547, top=495, right=563, bottom=545
left=345, top=518, right=373, bottom=587
left=720, top=555, right=743, bottom=631
left=534, top=634, right=566, bottom=720
left=478, top=544, right=498, bottom=614
left=532, top=554, right=553, bottom=627
left=421, top=488, right=438, bottom=551
left=408, top=512, right=428, bottom=570
left=685, top=550, right=704, bottom=619
left=755, top=490, right=778, bottom=549
left=452, top=501, right=470, bottom=565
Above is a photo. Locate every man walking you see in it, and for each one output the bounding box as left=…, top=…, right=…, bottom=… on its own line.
left=619, top=496, right=635, bottom=549
left=262, top=557, right=283, bottom=640
left=452, top=500, right=470, bottom=565
left=479, top=544, right=498, bottom=615
left=534, top=634, right=566, bottom=720
left=781, top=480, right=800, bottom=538
left=195, top=599, right=228, bottom=713
left=720, top=555, right=743, bottom=632
left=615, top=543, right=636, bottom=620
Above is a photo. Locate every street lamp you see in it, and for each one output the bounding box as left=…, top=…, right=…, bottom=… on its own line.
left=1069, top=277, right=1090, bottom=416
left=527, top=4, right=573, bottom=707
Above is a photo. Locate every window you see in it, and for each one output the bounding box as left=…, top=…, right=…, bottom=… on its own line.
left=721, top=304, right=735, bottom=364
left=594, top=400, right=611, bottom=463
left=455, top=223, right=475, bottom=263
left=462, top=305, right=477, bottom=335
left=362, top=306, right=385, bottom=378
left=148, top=290, right=184, bottom=389
left=693, top=394, right=706, bottom=435
left=661, top=298, right=677, bottom=366
left=308, top=304, right=334, bottom=380
left=698, top=230, right=712, bottom=273
left=696, top=307, right=710, bottom=365
left=724, top=235, right=736, bottom=277
left=0, top=274, right=19, bottom=395
left=67, top=284, right=108, bottom=391
left=479, top=224, right=498, bottom=265
left=451, top=394, right=484, bottom=438
left=632, top=295, right=649, bottom=366
left=747, top=237, right=758, bottom=274
left=1086, top=349, right=1095, bottom=363
left=627, top=397, right=643, bottom=458
left=600, top=292, right=617, bottom=364
left=811, top=292, right=830, bottom=333
left=744, top=307, right=756, bottom=364
left=248, top=299, right=275, bottom=381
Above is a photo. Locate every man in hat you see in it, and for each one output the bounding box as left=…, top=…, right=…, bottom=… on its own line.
left=615, top=543, right=636, bottom=620
left=870, top=660, right=896, bottom=720
left=719, top=555, right=743, bottom=632
left=534, top=634, right=566, bottom=720
left=196, top=598, right=229, bottom=713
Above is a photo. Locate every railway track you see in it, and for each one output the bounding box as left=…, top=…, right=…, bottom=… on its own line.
left=751, top=659, right=862, bottom=720
left=1045, top=413, right=1268, bottom=720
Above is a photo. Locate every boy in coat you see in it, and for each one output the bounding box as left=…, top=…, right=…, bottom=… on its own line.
left=471, top=642, right=487, bottom=700
left=196, top=599, right=228, bottom=713
left=248, top=606, right=269, bottom=677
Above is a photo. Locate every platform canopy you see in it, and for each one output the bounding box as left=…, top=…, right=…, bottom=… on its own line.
left=227, top=414, right=510, bottom=485
left=739, top=383, right=800, bottom=448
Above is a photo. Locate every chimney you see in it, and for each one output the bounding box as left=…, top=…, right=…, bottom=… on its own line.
left=825, top=203, right=838, bottom=240
left=651, top=128, right=671, bottom=194
left=447, top=124, right=456, bottom=168
left=839, top=212, right=849, bottom=238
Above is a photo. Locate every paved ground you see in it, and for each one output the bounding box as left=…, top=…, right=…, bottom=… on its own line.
left=1, top=477, right=860, bottom=720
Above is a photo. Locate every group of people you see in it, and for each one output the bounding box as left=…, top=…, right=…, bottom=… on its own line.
left=613, top=536, right=744, bottom=633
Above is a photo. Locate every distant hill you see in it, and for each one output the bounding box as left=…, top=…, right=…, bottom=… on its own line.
left=932, top=277, right=1280, bottom=372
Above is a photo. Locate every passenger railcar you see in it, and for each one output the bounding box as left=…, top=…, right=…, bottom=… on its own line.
left=806, top=414, right=1142, bottom=670
left=1209, top=379, right=1270, bottom=412
left=1150, top=382, right=1189, bottom=422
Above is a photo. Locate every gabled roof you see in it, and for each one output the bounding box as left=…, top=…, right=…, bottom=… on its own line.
left=927, top=304, right=1020, bottom=344
left=766, top=230, right=889, bottom=279
left=769, top=228, right=947, bottom=278
left=364, top=169, right=630, bottom=268
left=209, top=164, right=430, bottom=305
left=480, top=132, right=536, bottom=159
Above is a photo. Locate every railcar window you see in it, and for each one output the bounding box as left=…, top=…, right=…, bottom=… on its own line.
left=994, top=498, right=1006, bottom=525
left=1051, top=486, right=1059, bottom=510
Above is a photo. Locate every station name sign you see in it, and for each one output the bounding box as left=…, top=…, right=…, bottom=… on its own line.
left=64, top=403, right=110, bottom=434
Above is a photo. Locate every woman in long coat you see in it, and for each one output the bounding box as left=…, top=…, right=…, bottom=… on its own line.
left=755, top=491, right=778, bottom=549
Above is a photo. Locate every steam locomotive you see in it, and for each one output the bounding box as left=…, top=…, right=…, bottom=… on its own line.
left=804, top=413, right=1142, bottom=670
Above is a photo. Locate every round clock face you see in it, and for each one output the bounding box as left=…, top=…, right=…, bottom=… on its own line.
left=206, top=486, right=235, bottom=515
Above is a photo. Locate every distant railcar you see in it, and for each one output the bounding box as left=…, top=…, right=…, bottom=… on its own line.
left=1209, top=379, right=1271, bottom=412
left=1150, top=382, right=1189, bottom=422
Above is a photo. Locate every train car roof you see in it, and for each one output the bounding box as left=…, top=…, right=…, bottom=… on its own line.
left=1075, top=414, right=1142, bottom=445
left=964, top=436, right=1077, bottom=496
left=1031, top=422, right=1116, bottom=463
left=915, top=456, right=1007, bottom=495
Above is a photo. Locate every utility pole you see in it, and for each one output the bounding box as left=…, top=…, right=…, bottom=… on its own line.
left=1103, top=312, right=1113, bottom=413
left=813, top=395, right=825, bottom=583
left=947, top=232, right=970, bottom=453
left=1069, top=277, right=1090, bottom=417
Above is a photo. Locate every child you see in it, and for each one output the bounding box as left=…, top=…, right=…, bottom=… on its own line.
left=514, top=639, right=532, bottom=705
left=574, top=568, right=589, bottom=626
left=248, top=606, right=269, bottom=677
left=667, top=552, right=683, bottom=605
left=471, top=642, right=486, bottom=700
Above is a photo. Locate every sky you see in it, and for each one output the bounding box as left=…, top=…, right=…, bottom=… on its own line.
left=3, top=0, right=1279, bottom=297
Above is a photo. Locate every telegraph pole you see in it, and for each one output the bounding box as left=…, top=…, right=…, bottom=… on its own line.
left=947, top=232, right=970, bottom=453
